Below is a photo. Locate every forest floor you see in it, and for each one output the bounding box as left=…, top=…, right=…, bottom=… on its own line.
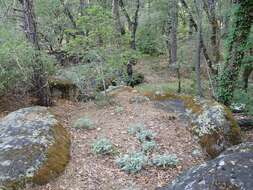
left=26, top=87, right=205, bottom=190
left=0, top=56, right=252, bottom=190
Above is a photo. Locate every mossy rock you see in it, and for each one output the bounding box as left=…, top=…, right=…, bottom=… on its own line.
left=0, top=107, right=71, bottom=190
left=145, top=92, right=242, bottom=158
left=49, top=77, right=79, bottom=100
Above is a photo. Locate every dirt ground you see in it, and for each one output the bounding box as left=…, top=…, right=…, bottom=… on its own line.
left=23, top=87, right=204, bottom=190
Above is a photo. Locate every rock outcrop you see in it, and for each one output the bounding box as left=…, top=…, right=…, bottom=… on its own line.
left=158, top=142, right=253, bottom=190
left=0, top=107, right=70, bottom=190
left=148, top=93, right=241, bottom=157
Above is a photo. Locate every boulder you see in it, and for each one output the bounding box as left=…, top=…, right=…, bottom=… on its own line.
left=147, top=93, right=241, bottom=158
left=0, top=107, right=70, bottom=190
left=49, top=77, right=79, bottom=100
left=158, top=142, right=253, bottom=190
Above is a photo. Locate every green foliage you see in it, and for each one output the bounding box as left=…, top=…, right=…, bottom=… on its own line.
left=152, top=154, right=179, bottom=168
left=116, top=152, right=148, bottom=173
left=232, top=89, right=253, bottom=115
left=137, top=24, right=165, bottom=55
left=128, top=123, right=145, bottom=135
left=64, top=5, right=113, bottom=61
left=141, top=140, right=157, bottom=152
left=136, top=129, right=156, bottom=143
left=115, top=106, right=124, bottom=113
left=92, top=138, right=114, bottom=155
left=73, top=117, right=96, bottom=129
left=128, top=123, right=156, bottom=142
left=217, top=1, right=253, bottom=105
left=0, top=25, right=55, bottom=95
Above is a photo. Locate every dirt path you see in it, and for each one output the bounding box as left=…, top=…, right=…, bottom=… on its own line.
left=25, top=87, right=204, bottom=190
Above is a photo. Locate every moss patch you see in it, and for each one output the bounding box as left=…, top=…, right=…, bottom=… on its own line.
left=223, top=106, right=242, bottom=145
left=143, top=92, right=203, bottom=114
left=32, top=123, right=71, bottom=185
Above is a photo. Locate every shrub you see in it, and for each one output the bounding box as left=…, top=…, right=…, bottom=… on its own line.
left=73, top=117, right=95, bottom=129
left=141, top=140, right=157, bottom=152
left=116, top=152, right=148, bottom=173
left=91, top=138, right=114, bottom=155
left=152, top=154, right=179, bottom=168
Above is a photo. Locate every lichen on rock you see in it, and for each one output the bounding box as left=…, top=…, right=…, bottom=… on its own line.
left=157, top=142, right=253, bottom=190
left=146, top=92, right=241, bottom=158
left=0, top=107, right=70, bottom=190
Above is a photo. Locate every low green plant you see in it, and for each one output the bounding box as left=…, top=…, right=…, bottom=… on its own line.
left=136, top=129, right=156, bottom=142
left=128, top=123, right=145, bottom=135
left=152, top=154, right=179, bottom=168
left=115, top=106, right=124, bottom=113
left=116, top=152, right=148, bottom=173
left=73, top=117, right=95, bottom=129
left=141, top=140, right=157, bottom=152
left=91, top=138, right=114, bottom=155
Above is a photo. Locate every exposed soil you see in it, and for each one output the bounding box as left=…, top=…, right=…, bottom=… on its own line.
left=23, top=87, right=204, bottom=190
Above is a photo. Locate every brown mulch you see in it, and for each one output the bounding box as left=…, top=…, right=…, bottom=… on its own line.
left=24, top=88, right=204, bottom=190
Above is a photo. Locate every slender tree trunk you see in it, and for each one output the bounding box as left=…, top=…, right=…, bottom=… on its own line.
left=180, top=0, right=217, bottom=75
left=60, top=0, right=77, bottom=29
left=195, top=0, right=203, bottom=97
left=242, top=65, right=253, bottom=92
left=119, top=0, right=140, bottom=50
left=112, top=0, right=125, bottom=38
left=217, top=0, right=253, bottom=105
left=19, top=0, right=52, bottom=106
left=80, top=0, right=85, bottom=16
left=242, top=49, right=253, bottom=92
left=166, top=1, right=172, bottom=64
left=169, top=0, right=180, bottom=92
left=170, top=0, right=177, bottom=66
left=202, top=0, right=220, bottom=65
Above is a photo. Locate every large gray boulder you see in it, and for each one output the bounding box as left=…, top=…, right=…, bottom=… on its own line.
left=158, top=142, right=253, bottom=190
left=151, top=93, right=242, bottom=158
left=0, top=107, right=71, bottom=190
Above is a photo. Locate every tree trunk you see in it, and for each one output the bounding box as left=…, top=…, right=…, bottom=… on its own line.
left=19, top=0, right=52, bottom=106
left=195, top=0, right=203, bottom=97
left=180, top=0, right=216, bottom=75
left=202, top=0, right=220, bottom=65
left=60, top=0, right=77, bottom=29
left=242, top=64, right=253, bottom=92
left=112, top=0, right=125, bottom=38
left=217, top=0, right=253, bottom=105
left=169, top=0, right=180, bottom=92
left=119, top=0, right=140, bottom=50
left=166, top=1, right=172, bottom=64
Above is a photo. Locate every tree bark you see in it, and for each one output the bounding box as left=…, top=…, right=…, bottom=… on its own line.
left=18, top=0, right=52, bottom=106
left=242, top=64, right=253, bottom=92
left=202, top=0, right=220, bottom=65
left=169, top=0, right=181, bottom=93
left=60, top=0, right=77, bottom=29
left=195, top=0, right=203, bottom=97
left=217, top=0, right=253, bottom=105
left=180, top=0, right=217, bottom=75
left=112, top=0, right=125, bottom=38
left=119, top=0, right=140, bottom=50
